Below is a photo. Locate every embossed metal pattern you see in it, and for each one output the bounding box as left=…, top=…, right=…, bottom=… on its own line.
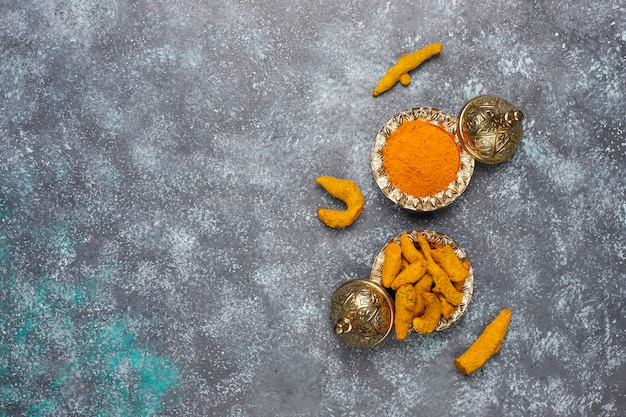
left=329, top=279, right=395, bottom=348
left=458, top=95, right=524, bottom=164
left=370, top=230, right=474, bottom=332
left=371, top=107, right=475, bottom=212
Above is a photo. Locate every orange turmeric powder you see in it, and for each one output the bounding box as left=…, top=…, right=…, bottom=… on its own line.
left=382, top=119, right=460, bottom=198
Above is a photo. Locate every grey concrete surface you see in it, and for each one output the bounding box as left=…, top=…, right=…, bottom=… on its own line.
left=0, top=1, right=624, bottom=416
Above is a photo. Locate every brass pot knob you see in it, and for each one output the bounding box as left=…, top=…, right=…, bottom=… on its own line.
left=458, top=95, right=524, bottom=164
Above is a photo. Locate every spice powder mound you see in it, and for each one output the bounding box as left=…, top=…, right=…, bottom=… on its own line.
left=382, top=119, right=460, bottom=198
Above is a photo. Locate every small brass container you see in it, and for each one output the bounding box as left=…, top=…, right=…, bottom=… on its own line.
left=370, top=230, right=474, bottom=332
left=329, top=279, right=394, bottom=348
left=458, top=95, right=524, bottom=164
left=371, top=95, right=524, bottom=212
left=371, top=107, right=475, bottom=212
left=330, top=230, right=474, bottom=348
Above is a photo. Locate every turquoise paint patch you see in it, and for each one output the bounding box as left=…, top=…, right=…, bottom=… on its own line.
left=26, top=398, right=58, bottom=417
left=412, top=334, right=449, bottom=361
left=0, top=231, right=180, bottom=416
left=0, top=200, right=10, bottom=268
left=521, top=136, right=549, bottom=167
left=0, top=237, right=9, bottom=266
left=146, top=45, right=177, bottom=67
left=73, top=318, right=180, bottom=417
left=103, top=108, right=123, bottom=140
left=0, top=53, right=32, bottom=99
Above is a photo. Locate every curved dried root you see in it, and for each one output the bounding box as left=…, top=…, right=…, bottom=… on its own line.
left=316, top=176, right=364, bottom=229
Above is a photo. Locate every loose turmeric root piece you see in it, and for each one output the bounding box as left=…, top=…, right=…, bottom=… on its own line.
left=372, top=43, right=442, bottom=97
left=394, top=284, right=416, bottom=340
left=316, top=176, right=364, bottom=228
left=381, top=241, right=403, bottom=288
left=453, top=308, right=512, bottom=375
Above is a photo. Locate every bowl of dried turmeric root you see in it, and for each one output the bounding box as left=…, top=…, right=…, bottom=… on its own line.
left=370, top=229, right=474, bottom=340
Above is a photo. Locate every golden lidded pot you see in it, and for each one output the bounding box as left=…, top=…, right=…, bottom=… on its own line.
left=370, top=95, right=524, bottom=213
left=329, top=230, right=474, bottom=348
left=329, top=279, right=394, bottom=348
left=458, top=95, right=524, bottom=164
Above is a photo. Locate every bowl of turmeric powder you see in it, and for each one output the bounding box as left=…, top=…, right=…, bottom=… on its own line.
left=370, top=230, right=474, bottom=340
left=371, top=107, right=475, bottom=211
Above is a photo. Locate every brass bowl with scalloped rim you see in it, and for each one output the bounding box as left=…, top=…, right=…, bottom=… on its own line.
left=371, top=107, right=475, bottom=212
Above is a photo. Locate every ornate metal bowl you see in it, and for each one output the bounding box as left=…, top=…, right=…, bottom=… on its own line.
left=370, top=229, right=474, bottom=332
left=371, top=107, right=475, bottom=212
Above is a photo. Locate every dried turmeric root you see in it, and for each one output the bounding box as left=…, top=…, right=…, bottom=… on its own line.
left=394, top=284, right=416, bottom=340
left=431, top=245, right=470, bottom=282
left=390, top=260, right=427, bottom=290
left=416, top=235, right=435, bottom=263
left=381, top=241, right=403, bottom=288
left=453, top=278, right=466, bottom=292
left=412, top=274, right=434, bottom=317
left=438, top=294, right=456, bottom=320
left=431, top=267, right=463, bottom=306
left=453, top=308, right=512, bottom=375
left=417, top=235, right=463, bottom=306
left=400, top=233, right=424, bottom=263
left=316, top=176, right=364, bottom=229
left=412, top=292, right=442, bottom=334
left=400, top=257, right=409, bottom=272
left=372, top=43, right=442, bottom=97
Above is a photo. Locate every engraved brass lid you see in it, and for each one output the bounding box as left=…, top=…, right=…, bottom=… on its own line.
left=458, top=95, right=524, bottom=164
left=329, top=279, right=394, bottom=348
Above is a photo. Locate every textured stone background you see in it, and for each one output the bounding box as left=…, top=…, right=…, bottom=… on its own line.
left=1, top=1, right=624, bottom=416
